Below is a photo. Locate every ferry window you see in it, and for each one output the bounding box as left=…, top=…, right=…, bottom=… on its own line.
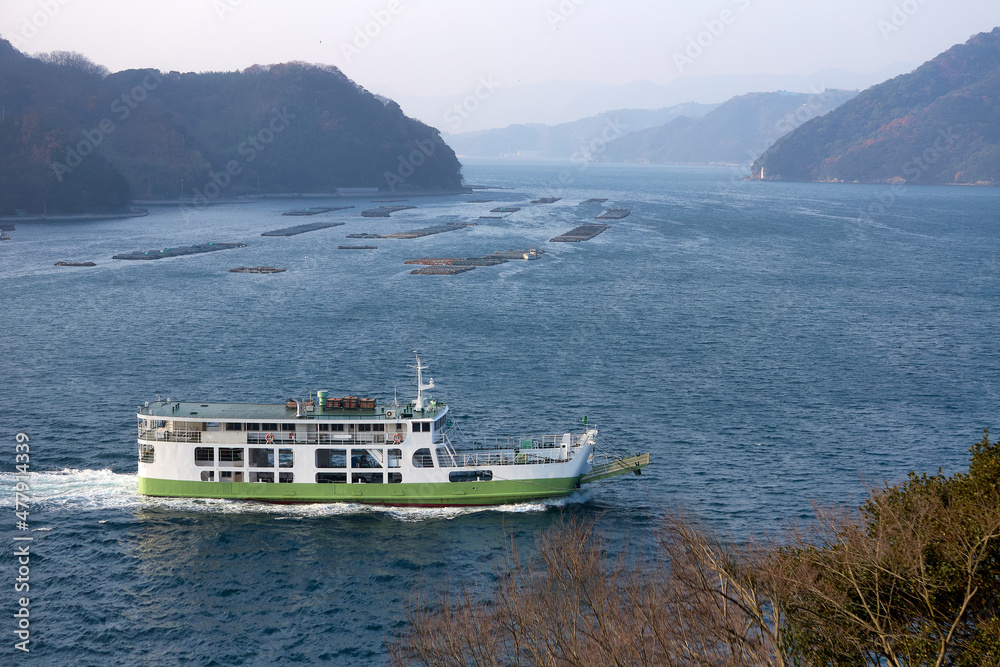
left=417, top=422, right=431, bottom=432
left=331, top=423, right=344, bottom=432
left=316, top=472, right=347, bottom=483
left=249, top=448, right=274, bottom=467
left=387, top=449, right=402, bottom=468
left=245, top=423, right=260, bottom=431
left=139, top=445, right=154, bottom=463
left=358, top=423, right=372, bottom=432
left=373, top=424, right=385, bottom=432
left=280, top=423, right=296, bottom=431
left=250, top=471, right=274, bottom=483
left=388, top=473, right=402, bottom=483
left=194, top=447, right=214, bottom=466
left=351, top=450, right=381, bottom=469
left=316, top=449, right=346, bottom=468
left=318, top=423, right=330, bottom=431
left=279, top=472, right=294, bottom=483
left=412, top=448, right=434, bottom=468
left=449, top=470, right=493, bottom=483
left=206, top=422, right=220, bottom=430
left=201, top=471, right=214, bottom=482
left=225, top=422, right=242, bottom=431
left=219, top=448, right=244, bottom=466
left=261, top=423, right=278, bottom=431
left=278, top=449, right=293, bottom=468
left=220, top=471, right=244, bottom=482
left=352, top=472, right=383, bottom=484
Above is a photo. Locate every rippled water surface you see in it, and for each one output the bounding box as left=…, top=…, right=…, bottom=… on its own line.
left=2, top=162, right=999, bottom=665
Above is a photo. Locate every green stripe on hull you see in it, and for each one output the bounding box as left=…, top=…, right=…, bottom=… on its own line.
left=138, top=476, right=581, bottom=506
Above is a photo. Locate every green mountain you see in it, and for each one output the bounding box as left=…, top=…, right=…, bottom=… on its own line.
left=0, top=39, right=463, bottom=215
left=444, top=103, right=717, bottom=159
left=751, top=28, right=1000, bottom=185
left=600, top=90, right=857, bottom=165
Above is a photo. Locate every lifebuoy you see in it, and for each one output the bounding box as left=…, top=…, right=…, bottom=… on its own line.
left=265, top=432, right=274, bottom=444
left=392, top=433, right=402, bottom=444
left=289, top=431, right=296, bottom=441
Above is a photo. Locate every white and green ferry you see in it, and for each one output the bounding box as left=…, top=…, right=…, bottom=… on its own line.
left=136, top=356, right=649, bottom=506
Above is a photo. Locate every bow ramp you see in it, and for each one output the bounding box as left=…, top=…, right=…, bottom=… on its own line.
left=580, top=452, right=650, bottom=484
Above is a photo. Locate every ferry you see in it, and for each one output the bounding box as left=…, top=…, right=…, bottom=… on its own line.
left=136, top=356, right=650, bottom=506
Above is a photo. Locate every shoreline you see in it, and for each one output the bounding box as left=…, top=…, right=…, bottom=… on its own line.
left=0, top=208, right=150, bottom=224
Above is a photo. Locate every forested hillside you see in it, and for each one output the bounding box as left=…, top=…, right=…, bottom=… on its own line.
left=0, top=39, right=463, bottom=214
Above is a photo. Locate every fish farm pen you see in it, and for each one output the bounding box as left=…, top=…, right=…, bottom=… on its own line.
left=281, top=206, right=354, bottom=217
left=550, top=224, right=611, bottom=243
left=261, top=222, right=345, bottom=236
left=113, top=242, right=247, bottom=260
left=229, top=266, right=286, bottom=274
left=595, top=208, right=630, bottom=220
left=409, top=265, right=476, bottom=275
left=380, top=223, right=476, bottom=240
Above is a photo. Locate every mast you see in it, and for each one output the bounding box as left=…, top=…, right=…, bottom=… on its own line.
left=412, top=351, right=434, bottom=411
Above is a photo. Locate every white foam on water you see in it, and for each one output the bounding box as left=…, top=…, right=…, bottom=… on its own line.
left=0, top=469, right=594, bottom=521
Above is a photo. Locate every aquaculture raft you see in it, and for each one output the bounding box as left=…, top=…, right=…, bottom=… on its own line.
left=261, top=222, right=345, bottom=236
left=595, top=209, right=630, bottom=220
left=580, top=198, right=608, bottom=205
left=54, top=261, right=96, bottom=267
left=550, top=224, right=611, bottom=243
left=410, top=266, right=476, bottom=275
left=229, top=266, right=286, bottom=274
left=281, top=206, right=354, bottom=217
left=530, top=197, right=561, bottom=204
left=338, top=245, right=377, bottom=250
left=489, top=207, right=521, bottom=213
left=381, top=223, right=475, bottom=240
left=113, top=242, right=247, bottom=260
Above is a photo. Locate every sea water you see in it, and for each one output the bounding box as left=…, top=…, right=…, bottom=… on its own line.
left=1, top=161, right=999, bottom=665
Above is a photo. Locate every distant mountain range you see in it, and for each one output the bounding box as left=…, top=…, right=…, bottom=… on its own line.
left=381, top=65, right=914, bottom=133
left=0, top=38, right=463, bottom=215
left=444, top=103, right=718, bottom=159
left=600, top=90, right=858, bottom=165
left=751, top=28, right=1000, bottom=185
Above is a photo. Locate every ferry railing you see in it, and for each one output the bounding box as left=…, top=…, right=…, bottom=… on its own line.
left=138, top=428, right=203, bottom=443
left=451, top=450, right=574, bottom=468
left=450, top=432, right=591, bottom=452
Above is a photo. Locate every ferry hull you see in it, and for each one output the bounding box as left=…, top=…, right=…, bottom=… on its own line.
left=137, top=475, right=581, bottom=506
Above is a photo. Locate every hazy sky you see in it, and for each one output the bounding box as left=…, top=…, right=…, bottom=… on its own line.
left=2, top=0, right=996, bottom=98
